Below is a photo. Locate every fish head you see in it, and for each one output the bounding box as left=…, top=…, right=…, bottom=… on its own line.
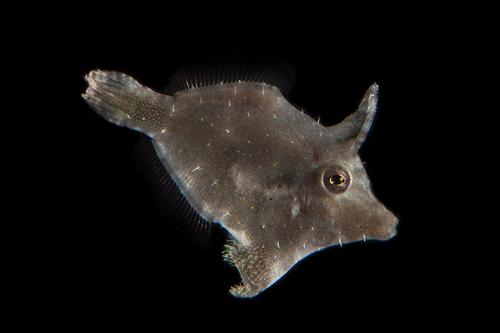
left=299, top=83, right=398, bottom=249
left=311, top=155, right=399, bottom=244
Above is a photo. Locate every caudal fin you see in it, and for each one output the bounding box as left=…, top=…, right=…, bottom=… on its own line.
left=82, top=70, right=171, bottom=135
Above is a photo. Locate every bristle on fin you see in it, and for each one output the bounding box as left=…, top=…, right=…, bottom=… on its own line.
left=164, top=61, right=296, bottom=96
left=133, top=135, right=212, bottom=248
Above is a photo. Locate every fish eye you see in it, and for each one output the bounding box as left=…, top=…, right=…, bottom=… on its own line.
left=323, top=168, right=350, bottom=193
left=329, top=174, right=345, bottom=186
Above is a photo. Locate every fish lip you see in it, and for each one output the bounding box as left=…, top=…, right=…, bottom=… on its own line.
left=373, top=220, right=399, bottom=241
left=383, top=218, right=399, bottom=240
left=382, top=207, right=399, bottom=240
left=371, top=229, right=396, bottom=241
left=386, top=226, right=398, bottom=240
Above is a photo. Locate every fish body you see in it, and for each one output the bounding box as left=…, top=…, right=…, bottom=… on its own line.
left=83, top=67, right=398, bottom=297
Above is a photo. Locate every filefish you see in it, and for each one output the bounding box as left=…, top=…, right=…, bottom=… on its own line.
left=82, top=65, right=398, bottom=297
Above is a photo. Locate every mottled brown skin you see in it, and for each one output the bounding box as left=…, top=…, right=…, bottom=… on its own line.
left=83, top=70, right=398, bottom=298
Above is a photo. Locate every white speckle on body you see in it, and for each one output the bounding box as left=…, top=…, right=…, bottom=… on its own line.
left=272, top=114, right=277, bottom=119
left=225, top=129, right=230, bottom=133
left=363, top=234, right=367, bottom=242
left=192, top=166, right=201, bottom=172
left=231, top=230, right=250, bottom=247
left=262, top=86, right=265, bottom=95
left=276, top=242, right=280, bottom=249
left=262, top=224, right=266, bottom=229
left=211, top=180, right=218, bottom=187
left=338, top=237, right=343, bottom=247
left=200, top=97, right=203, bottom=104
left=291, top=203, right=300, bottom=219
left=228, top=100, right=231, bottom=107
left=161, top=129, right=166, bottom=134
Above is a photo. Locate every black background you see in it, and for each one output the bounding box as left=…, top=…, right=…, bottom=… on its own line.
left=23, top=4, right=483, bottom=326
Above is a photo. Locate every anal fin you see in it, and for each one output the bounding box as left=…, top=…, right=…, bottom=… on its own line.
left=133, top=134, right=212, bottom=249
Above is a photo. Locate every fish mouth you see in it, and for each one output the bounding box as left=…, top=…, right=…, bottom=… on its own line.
left=370, top=228, right=397, bottom=241
left=385, top=226, right=398, bottom=240
left=368, top=215, right=399, bottom=241
left=382, top=216, right=399, bottom=240
left=379, top=206, right=399, bottom=240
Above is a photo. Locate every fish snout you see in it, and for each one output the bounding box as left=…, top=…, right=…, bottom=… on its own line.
left=381, top=210, right=399, bottom=240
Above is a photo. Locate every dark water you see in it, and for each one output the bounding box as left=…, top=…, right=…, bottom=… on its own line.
left=24, top=10, right=475, bottom=326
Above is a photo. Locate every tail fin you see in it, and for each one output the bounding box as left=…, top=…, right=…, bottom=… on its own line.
left=82, top=70, right=172, bottom=135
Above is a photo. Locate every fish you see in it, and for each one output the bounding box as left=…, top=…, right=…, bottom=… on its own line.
left=82, top=65, right=399, bottom=298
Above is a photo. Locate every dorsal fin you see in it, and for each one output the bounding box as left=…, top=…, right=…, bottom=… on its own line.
left=164, top=60, right=296, bottom=96
left=133, top=134, right=212, bottom=248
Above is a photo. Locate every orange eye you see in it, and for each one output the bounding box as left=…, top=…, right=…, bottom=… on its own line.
left=323, top=168, right=350, bottom=193
left=329, top=174, right=346, bottom=186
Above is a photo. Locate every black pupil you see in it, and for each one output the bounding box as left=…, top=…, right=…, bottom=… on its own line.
left=331, top=174, right=345, bottom=186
